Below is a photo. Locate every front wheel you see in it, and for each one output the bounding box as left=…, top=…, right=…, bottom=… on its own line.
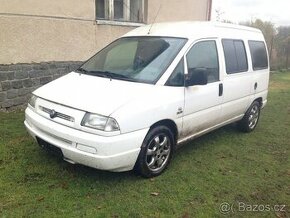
left=238, top=101, right=261, bottom=132
left=135, top=126, right=174, bottom=178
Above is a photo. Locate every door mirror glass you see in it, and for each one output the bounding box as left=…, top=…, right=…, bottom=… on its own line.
left=185, top=68, right=208, bottom=86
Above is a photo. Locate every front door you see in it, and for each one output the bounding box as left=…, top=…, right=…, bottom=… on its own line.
left=182, top=39, right=223, bottom=138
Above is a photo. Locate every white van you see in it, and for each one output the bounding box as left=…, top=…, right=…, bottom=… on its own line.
left=25, top=22, right=269, bottom=177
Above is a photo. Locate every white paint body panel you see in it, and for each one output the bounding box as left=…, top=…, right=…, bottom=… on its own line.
left=25, top=22, right=269, bottom=172
left=34, top=72, right=156, bottom=117
left=183, top=82, right=222, bottom=137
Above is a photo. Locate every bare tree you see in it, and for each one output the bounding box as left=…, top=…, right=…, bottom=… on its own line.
left=276, top=27, right=290, bottom=69
left=215, top=9, right=225, bottom=22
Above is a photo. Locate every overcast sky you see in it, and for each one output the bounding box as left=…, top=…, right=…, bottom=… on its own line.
left=212, top=0, right=290, bottom=26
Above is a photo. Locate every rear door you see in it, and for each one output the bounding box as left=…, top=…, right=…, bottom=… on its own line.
left=221, top=39, right=252, bottom=121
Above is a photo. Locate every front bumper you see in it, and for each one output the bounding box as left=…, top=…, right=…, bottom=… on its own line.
left=24, top=107, right=148, bottom=172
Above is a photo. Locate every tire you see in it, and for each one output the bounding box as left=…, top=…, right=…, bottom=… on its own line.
left=135, top=126, right=174, bottom=178
left=238, top=101, right=261, bottom=133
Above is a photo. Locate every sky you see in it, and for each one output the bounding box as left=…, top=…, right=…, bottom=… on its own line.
left=212, top=0, right=290, bottom=26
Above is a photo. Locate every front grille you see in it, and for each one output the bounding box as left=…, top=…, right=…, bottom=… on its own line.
left=40, top=106, right=75, bottom=122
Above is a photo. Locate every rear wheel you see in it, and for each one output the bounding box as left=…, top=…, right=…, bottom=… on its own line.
left=238, top=101, right=261, bottom=132
left=135, top=126, right=174, bottom=178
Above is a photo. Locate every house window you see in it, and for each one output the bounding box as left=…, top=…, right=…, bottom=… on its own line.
left=96, top=0, right=144, bottom=23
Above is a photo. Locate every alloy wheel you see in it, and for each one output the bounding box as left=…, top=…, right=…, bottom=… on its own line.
left=146, top=134, right=171, bottom=172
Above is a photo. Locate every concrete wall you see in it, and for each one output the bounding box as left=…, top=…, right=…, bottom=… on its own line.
left=0, top=0, right=210, bottom=64
left=0, top=16, right=132, bottom=64
left=147, top=0, right=209, bottom=23
left=0, top=0, right=95, bottom=20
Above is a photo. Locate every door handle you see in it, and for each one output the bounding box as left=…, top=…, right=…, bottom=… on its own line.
left=254, top=82, right=258, bottom=90
left=219, top=83, right=223, bottom=96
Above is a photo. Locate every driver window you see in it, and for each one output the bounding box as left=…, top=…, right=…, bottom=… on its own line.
left=186, top=41, right=219, bottom=83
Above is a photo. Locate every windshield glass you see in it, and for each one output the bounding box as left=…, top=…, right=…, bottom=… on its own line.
left=79, top=37, right=187, bottom=84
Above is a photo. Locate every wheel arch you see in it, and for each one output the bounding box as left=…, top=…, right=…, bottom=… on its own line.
left=149, top=119, right=178, bottom=145
left=254, top=97, right=263, bottom=107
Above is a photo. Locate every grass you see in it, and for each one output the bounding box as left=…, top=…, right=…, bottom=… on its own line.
left=0, top=72, right=290, bottom=218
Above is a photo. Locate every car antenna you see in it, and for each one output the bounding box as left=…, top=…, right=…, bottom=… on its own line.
left=148, top=4, right=162, bottom=34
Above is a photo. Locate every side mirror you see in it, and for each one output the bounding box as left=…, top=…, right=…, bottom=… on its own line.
left=185, top=68, right=208, bottom=87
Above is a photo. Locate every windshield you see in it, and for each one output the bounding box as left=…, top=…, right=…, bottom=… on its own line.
left=78, top=37, right=187, bottom=84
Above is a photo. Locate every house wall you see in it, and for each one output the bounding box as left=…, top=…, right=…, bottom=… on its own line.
left=0, top=16, right=132, bottom=65
left=0, top=0, right=95, bottom=20
left=147, top=0, right=209, bottom=23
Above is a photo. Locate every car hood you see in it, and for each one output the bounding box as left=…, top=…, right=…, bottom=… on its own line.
left=33, top=72, right=155, bottom=116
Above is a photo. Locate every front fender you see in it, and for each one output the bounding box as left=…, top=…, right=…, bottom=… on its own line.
left=111, top=86, right=184, bottom=135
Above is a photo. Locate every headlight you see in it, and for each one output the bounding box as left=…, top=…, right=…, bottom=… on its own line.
left=81, top=113, right=120, bottom=132
left=28, top=95, right=37, bottom=108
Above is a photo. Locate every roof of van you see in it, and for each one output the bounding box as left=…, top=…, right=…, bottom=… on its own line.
left=123, top=21, right=263, bottom=40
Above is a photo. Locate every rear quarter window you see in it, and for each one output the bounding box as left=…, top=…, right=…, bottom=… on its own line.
left=248, top=41, right=268, bottom=70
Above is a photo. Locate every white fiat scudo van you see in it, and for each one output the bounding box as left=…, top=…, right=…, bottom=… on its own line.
left=25, top=22, right=269, bottom=177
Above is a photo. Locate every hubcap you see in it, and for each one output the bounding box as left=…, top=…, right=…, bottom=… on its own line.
left=248, top=105, right=259, bottom=129
left=146, top=134, right=171, bottom=172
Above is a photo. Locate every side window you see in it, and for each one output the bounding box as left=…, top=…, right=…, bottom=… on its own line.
left=222, top=39, right=248, bottom=74
left=234, top=41, right=248, bottom=72
left=248, top=41, right=268, bottom=70
left=186, top=41, right=219, bottom=83
left=166, top=58, right=184, bottom=87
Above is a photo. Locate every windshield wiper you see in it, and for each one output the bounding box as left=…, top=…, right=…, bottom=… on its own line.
left=84, top=70, right=137, bottom=82
left=107, top=72, right=135, bottom=81
left=76, top=68, right=110, bottom=78
left=76, top=67, right=87, bottom=73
